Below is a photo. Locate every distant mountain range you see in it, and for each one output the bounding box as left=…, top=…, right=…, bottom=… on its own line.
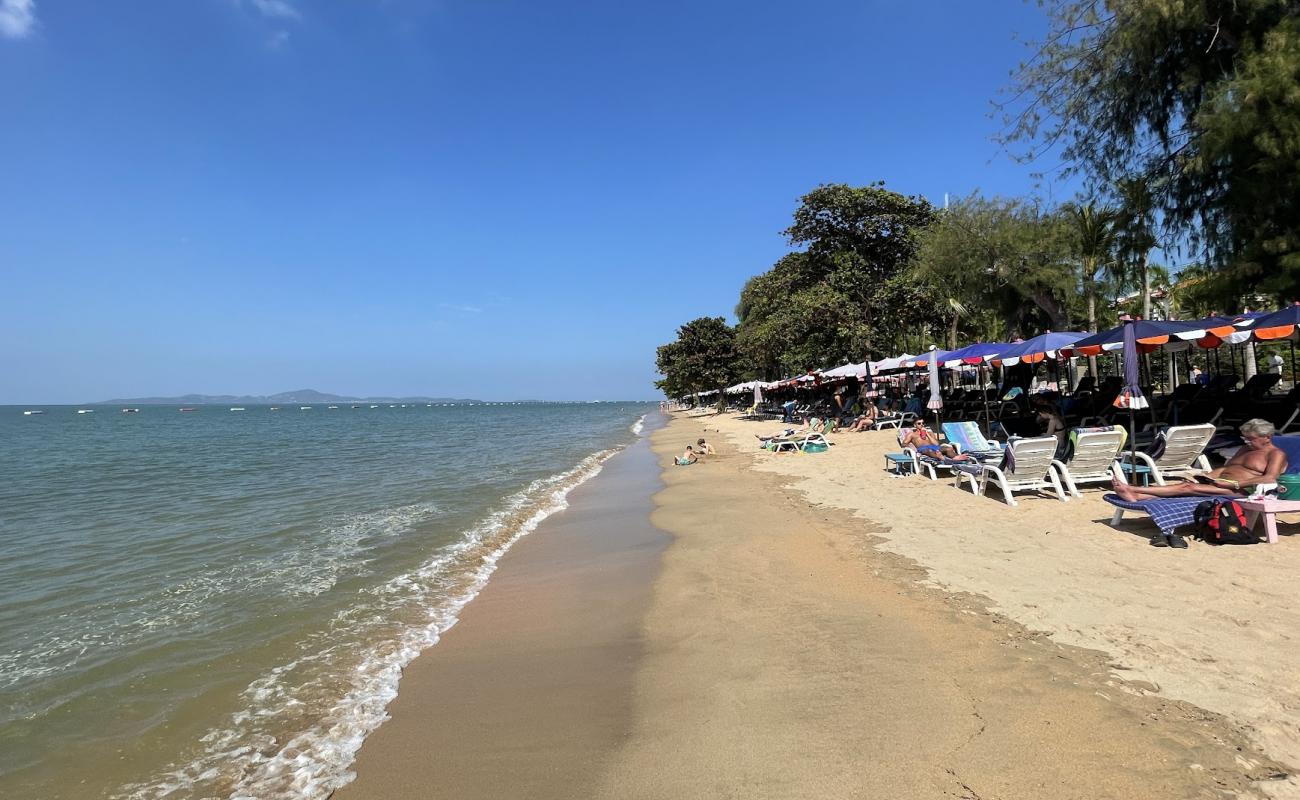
left=95, top=389, right=483, bottom=405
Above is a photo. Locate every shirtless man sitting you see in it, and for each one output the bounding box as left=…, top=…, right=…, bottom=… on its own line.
left=1111, top=418, right=1287, bottom=500
left=900, top=420, right=972, bottom=461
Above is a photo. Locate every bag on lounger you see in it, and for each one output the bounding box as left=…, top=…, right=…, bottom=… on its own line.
left=1192, top=499, right=1252, bottom=545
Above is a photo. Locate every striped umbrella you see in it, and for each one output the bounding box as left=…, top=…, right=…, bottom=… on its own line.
left=1114, top=320, right=1149, bottom=484
left=926, top=345, right=943, bottom=417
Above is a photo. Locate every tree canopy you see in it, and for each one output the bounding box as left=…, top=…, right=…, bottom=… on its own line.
left=654, top=317, right=742, bottom=399
left=1001, top=0, right=1300, bottom=300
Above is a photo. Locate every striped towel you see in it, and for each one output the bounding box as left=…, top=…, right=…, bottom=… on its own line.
left=1102, top=493, right=1243, bottom=535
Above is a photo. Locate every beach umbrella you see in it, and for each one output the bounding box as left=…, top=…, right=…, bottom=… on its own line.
left=753, top=382, right=763, bottom=408
left=861, top=358, right=877, bottom=399
left=926, top=345, right=943, bottom=420
left=1114, top=319, right=1150, bottom=485
left=1061, top=319, right=1209, bottom=358
left=1249, top=304, right=1300, bottom=380
left=990, top=332, right=1090, bottom=366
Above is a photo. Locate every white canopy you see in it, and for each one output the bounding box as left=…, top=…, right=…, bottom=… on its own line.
left=821, top=362, right=868, bottom=379
left=870, top=353, right=917, bottom=372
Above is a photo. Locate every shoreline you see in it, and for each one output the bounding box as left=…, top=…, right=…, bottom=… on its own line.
left=334, top=419, right=670, bottom=799
left=338, top=412, right=1289, bottom=799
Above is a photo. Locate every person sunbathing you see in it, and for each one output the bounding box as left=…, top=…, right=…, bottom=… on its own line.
left=848, top=404, right=879, bottom=431
left=899, top=421, right=972, bottom=461
left=1111, top=419, right=1287, bottom=500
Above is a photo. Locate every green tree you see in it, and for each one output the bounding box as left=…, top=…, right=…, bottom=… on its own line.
left=1002, top=0, right=1300, bottom=300
left=784, top=183, right=937, bottom=283
left=1064, top=201, right=1118, bottom=340
left=1113, top=178, right=1158, bottom=319
left=910, top=195, right=1078, bottom=338
left=736, top=182, right=937, bottom=372
left=654, top=317, right=742, bottom=401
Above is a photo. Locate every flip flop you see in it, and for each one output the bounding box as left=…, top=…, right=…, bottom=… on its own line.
left=1149, top=534, right=1170, bottom=548
left=1168, top=533, right=1190, bottom=549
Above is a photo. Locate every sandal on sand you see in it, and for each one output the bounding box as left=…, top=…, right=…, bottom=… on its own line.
left=1168, top=533, right=1189, bottom=549
left=1149, top=534, right=1170, bottom=548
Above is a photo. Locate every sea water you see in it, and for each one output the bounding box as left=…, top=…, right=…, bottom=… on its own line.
left=0, top=402, right=656, bottom=799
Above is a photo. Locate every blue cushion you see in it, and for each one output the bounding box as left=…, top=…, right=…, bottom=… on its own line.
left=1274, top=435, right=1300, bottom=474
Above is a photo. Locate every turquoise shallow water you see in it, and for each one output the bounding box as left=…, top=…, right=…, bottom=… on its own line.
left=0, top=402, right=655, bottom=799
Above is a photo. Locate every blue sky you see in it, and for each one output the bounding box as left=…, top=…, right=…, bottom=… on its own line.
left=1, top=1, right=1062, bottom=402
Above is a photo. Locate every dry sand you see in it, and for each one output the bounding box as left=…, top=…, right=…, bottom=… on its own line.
left=337, top=413, right=1293, bottom=798
left=689, top=409, right=1299, bottom=798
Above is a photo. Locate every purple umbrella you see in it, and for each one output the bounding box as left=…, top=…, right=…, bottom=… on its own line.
left=1114, top=319, right=1149, bottom=490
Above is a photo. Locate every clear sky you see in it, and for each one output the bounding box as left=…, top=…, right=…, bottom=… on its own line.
left=0, top=0, right=1062, bottom=403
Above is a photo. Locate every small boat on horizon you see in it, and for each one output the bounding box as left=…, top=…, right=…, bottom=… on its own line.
left=23, top=410, right=44, bottom=416
left=179, top=407, right=198, bottom=412
left=77, top=409, right=94, bottom=414
left=300, top=406, right=312, bottom=411
left=352, top=405, right=362, bottom=409
left=370, top=405, right=379, bottom=409
left=121, top=408, right=140, bottom=413
left=328, top=405, right=338, bottom=409
left=270, top=406, right=281, bottom=411
left=230, top=407, right=245, bottom=412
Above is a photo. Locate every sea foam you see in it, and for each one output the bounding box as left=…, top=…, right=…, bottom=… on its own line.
left=113, top=449, right=618, bottom=800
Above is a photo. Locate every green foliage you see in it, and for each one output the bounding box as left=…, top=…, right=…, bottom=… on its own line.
left=654, top=317, right=742, bottom=399
left=735, top=183, right=937, bottom=374
left=909, top=195, right=1079, bottom=338
left=1002, top=0, right=1300, bottom=300
left=784, top=183, right=937, bottom=283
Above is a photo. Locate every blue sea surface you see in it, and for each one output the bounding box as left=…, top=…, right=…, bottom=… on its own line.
left=0, top=402, right=655, bottom=799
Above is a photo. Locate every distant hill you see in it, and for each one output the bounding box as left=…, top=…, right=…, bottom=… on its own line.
left=96, top=389, right=482, bottom=405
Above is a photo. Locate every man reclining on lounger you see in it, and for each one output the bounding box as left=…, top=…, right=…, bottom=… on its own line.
left=900, top=420, right=973, bottom=461
left=1111, top=418, right=1287, bottom=500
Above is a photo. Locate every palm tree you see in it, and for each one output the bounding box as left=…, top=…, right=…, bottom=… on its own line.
left=1115, top=179, right=1158, bottom=320
left=1067, top=202, right=1118, bottom=376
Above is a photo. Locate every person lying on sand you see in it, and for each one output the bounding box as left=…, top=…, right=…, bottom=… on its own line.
left=1111, top=419, right=1287, bottom=501
left=899, top=421, right=973, bottom=461
left=696, top=438, right=715, bottom=455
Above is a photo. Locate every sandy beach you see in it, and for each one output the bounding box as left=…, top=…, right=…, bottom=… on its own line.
left=338, top=412, right=1294, bottom=798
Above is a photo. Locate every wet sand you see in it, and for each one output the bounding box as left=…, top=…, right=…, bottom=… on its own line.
left=338, top=414, right=1286, bottom=799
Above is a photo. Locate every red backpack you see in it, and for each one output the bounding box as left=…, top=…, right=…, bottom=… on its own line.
left=1193, top=500, right=1253, bottom=545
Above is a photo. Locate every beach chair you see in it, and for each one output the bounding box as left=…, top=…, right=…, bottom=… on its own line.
left=1103, top=435, right=1300, bottom=543
left=1123, top=424, right=1215, bottom=485
left=957, top=436, right=1069, bottom=506
left=1052, top=428, right=1126, bottom=498
left=898, top=428, right=963, bottom=480
left=941, top=421, right=1003, bottom=458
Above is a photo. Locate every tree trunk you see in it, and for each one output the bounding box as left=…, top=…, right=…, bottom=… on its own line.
left=1140, top=255, right=1151, bottom=320
left=948, top=315, right=959, bottom=350
left=1086, top=283, right=1099, bottom=379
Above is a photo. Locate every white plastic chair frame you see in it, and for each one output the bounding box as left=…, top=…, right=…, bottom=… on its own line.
left=956, top=436, right=1069, bottom=506
left=1051, top=430, right=1126, bottom=498
left=1122, top=423, right=1215, bottom=485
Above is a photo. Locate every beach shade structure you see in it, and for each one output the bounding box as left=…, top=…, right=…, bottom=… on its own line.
left=940, top=342, right=1012, bottom=368
left=990, top=332, right=1090, bottom=366
left=926, top=346, right=943, bottom=417
left=753, top=383, right=763, bottom=408
left=1114, top=320, right=1150, bottom=516
left=1249, top=304, right=1300, bottom=380
left=1060, top=319, right=1211, bottom=359
left=861, top=358, right=877, bottom=398
left=871, top=353, right=918, bottom=373
left=941, top=342, right=1011, bottom=431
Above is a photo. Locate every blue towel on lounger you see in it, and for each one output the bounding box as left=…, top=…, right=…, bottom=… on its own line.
left=1102, top=493, right=1244, bottom=535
